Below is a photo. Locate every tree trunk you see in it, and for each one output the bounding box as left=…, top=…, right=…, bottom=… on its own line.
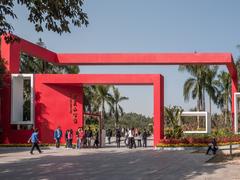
left=197, top=99, right=200, bottom=129
left=115, top=104, right=118, bottom=128
left=202, top=89, right=206, bottom=111
left=224, top=98, right=228, bottom=125
left=209, top=95, right=212, bottom=124
left=101, top=100, right=105, bottom=129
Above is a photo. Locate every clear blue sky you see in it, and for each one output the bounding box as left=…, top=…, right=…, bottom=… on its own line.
left=10, top=0, right=240, bottom=117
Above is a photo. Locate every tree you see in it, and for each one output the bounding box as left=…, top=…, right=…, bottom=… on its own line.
left=20, top=38, right=80, bottom=121
left=83, top=85, right=99, bottom=113
left=178, top=65, right=207, bottom=112
left=164, top=106, right=183, bottom=139
left=179, top=65, right=220, bottom=129
left=105, top=112, right=153, bottom=132
left=0, top=58, right=7, bottom=88
left=205, top=66, right=219, bottom=116
left=216, top=71, right=231, bottom=125
left=20, top=38, right=80, bottom=74
left=108, top=86, right=129, bottom=127
left=0, top=0, right=88, bottom=43
left=92, top=85, right=112, bottom=128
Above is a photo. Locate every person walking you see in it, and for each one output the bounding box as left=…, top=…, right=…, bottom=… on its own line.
left=67, top=129, right=73, bottom=149
left=107, top=129, right=112, bottom=144
left=128, top=128, right=136, bottom=149
left=76, top=127, right=81, bottom=149
left=54, top=126, right=62, bottom=148
left=86, top=127, right=93, bottom=148
left=93, top=131, right=99, bottom=148
left=124, top=129, right=129, bottom=147
left=65, top=129, right=69, bottom=148
left=76, top=127, right=85, bottom=149
left=116, top=128, right=121, bottom=148
left=28, top=128, right=42, bottom=154
left=137, top=131, right=142, bottom=147
left=142, top=129, right=148, bottom=148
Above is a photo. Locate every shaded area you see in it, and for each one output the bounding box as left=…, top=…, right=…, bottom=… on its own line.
left=0, top=147, right=50, bottom=154
left=207, top=150, right=240, bottom=163
left=0, top=148, right=227, bottom=180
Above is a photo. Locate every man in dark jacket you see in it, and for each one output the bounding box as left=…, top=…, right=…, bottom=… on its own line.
left=142, top=129, right=148, bottom=148
left=86, top=127, right=93, bottom=148
left=116, top=128, right=121, bottom=148
left=206, top=138, right=218, bottom=155
left=107, top=129, right=112, bottom=144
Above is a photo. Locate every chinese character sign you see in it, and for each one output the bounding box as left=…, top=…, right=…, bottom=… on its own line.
left=70, top=94, right=79, bottom=123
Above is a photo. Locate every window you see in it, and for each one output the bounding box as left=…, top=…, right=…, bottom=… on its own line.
left=11, top=74, right=34, bottom=125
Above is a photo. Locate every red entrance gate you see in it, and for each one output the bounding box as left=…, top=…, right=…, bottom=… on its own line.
left=34, top=74, right=164, bottom=146
left=0, top=35, right=238, bottom=145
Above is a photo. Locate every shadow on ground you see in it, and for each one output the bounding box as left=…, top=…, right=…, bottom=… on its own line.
left=0, top=147, right=50, bottom=154
left=206, top=150, right=240, bottom=163
left=0, top=149, right=227, bottom=180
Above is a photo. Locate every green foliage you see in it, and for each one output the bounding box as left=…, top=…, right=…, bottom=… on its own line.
left=105, top=112, right=153, bottom=132
left=165, top=127, right=183, bottom=139
left=0, top=58, right=7, bottom=88
left=20, top=38, right=80, bottom=121
left=108, top=86, right=129, bottom=127
left=178, top=65, right=219, bottom=112
left=164, top=106, right=184, bottom=139
left=20, top=38, right=80, bottom=74
left=0, top=0, right=88, bottom=43
left=23, top=79, right=31, bottom=121
left=211, top=128, right=233, bottom=137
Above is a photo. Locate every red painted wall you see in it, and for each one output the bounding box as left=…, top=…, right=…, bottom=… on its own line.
left=35, top=75, right=83, bottom=144
left=34, top=74, right=164, bottom=146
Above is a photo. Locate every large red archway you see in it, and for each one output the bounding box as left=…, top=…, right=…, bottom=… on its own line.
left=34, top=74, right=163, bottom=146
left=0, top=35, right=238, bottom=145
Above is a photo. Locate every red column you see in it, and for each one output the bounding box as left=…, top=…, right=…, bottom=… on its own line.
left=153, top=75, right=164, bottom=146
left=227, top=63, right=238, bottom=132
left=231, top=76, right=238, bottom=131
left=0, top=38, right=21, bottom=143
left=1, top=37, right=21, bottom=73
left=79, top=85, right=84, bottom=128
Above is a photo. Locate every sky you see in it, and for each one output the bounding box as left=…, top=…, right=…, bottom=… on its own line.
left=9, top=0, right=240, bottom=117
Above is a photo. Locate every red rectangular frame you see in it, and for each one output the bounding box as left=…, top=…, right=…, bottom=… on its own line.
left=35, top=74, right=164, bottom=146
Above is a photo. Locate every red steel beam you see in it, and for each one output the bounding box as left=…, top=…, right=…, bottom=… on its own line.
left=57, top=53, right=233, bottom=65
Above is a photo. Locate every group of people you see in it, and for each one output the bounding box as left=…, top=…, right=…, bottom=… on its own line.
left=107, top=127, right=149, bottom=149
left=55, top=126, right=100, bottom=149
left=28, top=127, right=219, bottom=155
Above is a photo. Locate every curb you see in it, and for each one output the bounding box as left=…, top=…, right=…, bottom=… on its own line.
left=155, top=144, right=240, bottom=151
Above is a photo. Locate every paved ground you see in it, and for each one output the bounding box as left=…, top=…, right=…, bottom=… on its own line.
left=1, top=146, right=240, bottom=180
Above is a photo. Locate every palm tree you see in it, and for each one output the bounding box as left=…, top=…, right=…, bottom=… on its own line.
left=108, top=86, right=129, bottom=127
left=216, top=71, right=231, bottom=125
left=93, top=85, right=112, bottom=128
left=178, top=65, right=206, bottom=112
left=179, top=65, right=219, bottom=128
left=205, top=66, right=219, bottom=116
left=83, top=86, right=94, bottom=113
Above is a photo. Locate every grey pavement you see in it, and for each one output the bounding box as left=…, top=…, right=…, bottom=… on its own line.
left=0, top=146, right=239, bottom=180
